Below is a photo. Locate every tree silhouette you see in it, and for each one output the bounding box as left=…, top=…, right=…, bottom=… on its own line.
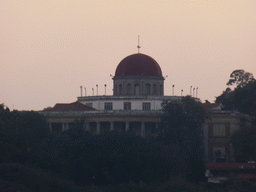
left=159, top=96, right=206, bottom=182
left=226, top=69, right=254, bottom=87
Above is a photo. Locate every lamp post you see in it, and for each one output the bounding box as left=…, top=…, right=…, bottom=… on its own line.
left=84, top=87, right=86, bottom=96
left=190, top=86, right=192, bottom=96
left=96, top=84, right=98, bottom=96
left=104, top=84, right=107, bottom=95
left=92, top=88, right=94, bottom=96
left=193, top=88, right=195, bottom=97
left=181, top=89, right=183, bottom=96
left=80, top=86, right=82, bottom=97
left=172, top=85, right=175, bottom=96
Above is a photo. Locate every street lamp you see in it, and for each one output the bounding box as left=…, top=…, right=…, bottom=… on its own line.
left=80, top=86, right=82, bottom=97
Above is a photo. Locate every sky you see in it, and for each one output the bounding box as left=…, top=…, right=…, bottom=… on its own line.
left=1, top=0, right=256, bottom=110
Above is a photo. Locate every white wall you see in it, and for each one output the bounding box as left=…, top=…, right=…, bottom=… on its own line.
left=82, top=99, right=163, bottom=110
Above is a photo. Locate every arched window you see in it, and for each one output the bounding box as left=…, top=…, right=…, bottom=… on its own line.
left=153, top=84, right=157, bottom=95
left=160, top=84, right=163, bottom=95
left=134, top=84, right=140, bottom=95
left=114, top=84, right=117, bottom=95
left=119, top=84, right=122, bottom=95
left=127, top=84, right=132, bottom=95
left=145, top=84, right=151, bottom=95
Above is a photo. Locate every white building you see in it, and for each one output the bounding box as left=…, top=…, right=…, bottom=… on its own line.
left=42, top=52, right=250, bottom=162
left=43, top=53, right=180, bottom=138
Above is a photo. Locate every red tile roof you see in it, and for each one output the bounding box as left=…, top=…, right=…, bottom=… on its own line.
left=206, top=163, right=256, bottom=170
left=44, top=101, right=96, bottom=112
left=203, top=103, right=223, bottom=110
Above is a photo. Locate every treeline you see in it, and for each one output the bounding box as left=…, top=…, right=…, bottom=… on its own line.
left=215, top=69, right=256, bottom=163
left=216, top=69, right=256, bottom=116
left=0, top=104, right=176, bottom=190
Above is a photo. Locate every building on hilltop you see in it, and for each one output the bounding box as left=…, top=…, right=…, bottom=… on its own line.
left=42, top=52, right=251, bottom=162
left=43, top=53, right=177, bottom=139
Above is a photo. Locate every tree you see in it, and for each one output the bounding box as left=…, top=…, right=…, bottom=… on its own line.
left=226, top=69, right=254, bottom=87
left=65, top=119, right=90, bottom=139
left=159, top=96, right=206, bottom=182
left=216, top=70, right=256, bottom=162
left=216, top=77, right=256, bottom=117
left=159, top=96, right=206, bottom=145
left=215, top=87, right=234, bottom=111
left=0, top=106, right=49, bottom=164
left=231, top=120, right=256, bottom=162
left=60, top=132, right=172, bottom=185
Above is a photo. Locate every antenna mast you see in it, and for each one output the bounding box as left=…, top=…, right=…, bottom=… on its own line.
left=137, top=35, right=141, bottom=53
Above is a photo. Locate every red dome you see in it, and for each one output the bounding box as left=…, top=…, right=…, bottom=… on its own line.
left=115, top=53, right=162, bottom=77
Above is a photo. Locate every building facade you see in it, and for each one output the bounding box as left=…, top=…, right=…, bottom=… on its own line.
left=43, top=53, right=176, bottom=140
left=42, top=52, right=250, bottom=162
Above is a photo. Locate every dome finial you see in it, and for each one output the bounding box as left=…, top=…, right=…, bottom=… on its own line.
left=137, top=35, right=141, bottom=53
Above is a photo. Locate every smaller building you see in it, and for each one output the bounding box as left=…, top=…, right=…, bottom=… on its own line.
left=202, top=104, right=252, bottom=162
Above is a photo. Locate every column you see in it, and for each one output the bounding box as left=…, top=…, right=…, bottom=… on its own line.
left=203, top=123, right=209, bottom=161
left=65, top=123, right=69, bottom=131
left=110, top=122, right=114, bottom=131
left=141, top=122, right=145, bottom=138
left=49, top=123, right=52, bottom=133
left=125, top=122, right=129, bottom=132
left=62, top=123, right=65, bottom=132
left=85, top=123, right=90, bottom=132
left=97, top=122, right=100, bottom=134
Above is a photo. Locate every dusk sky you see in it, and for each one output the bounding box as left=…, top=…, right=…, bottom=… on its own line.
left=1, top=0, right=256, bottom=110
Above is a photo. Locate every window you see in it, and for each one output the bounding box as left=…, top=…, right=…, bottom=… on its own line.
left=100, top=122, right=110, bottom=134
left=153, top=84, right=157, bottom=95
left=119, top=84, right=122, bottom=95
left=142, top=103, right=151, bottom=111
left=124, top=102, right=131, bottom=110
left=160, top=84, right=163, bottom=95
left=213, top=146, right=226, bottom=158
left=213, top=124, right=226, bottom=136
left=127, top=84, right=132, bottom=95
left=145, top=84, right=151, bottom=95
left=104, top=102, right=113, bottom=110
left=134, top=84, right=140, bottom=95
left=89, top=122, right=97, bottom=135
left=114, top=84, right=117, bottom=95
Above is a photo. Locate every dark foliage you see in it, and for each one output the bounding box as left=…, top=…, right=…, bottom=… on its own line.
left=159, top=96, right=206, bottom=182
left=216, top=71, right=256, bottom=117
left=0, top=104, right=173, bottom=187
left=226, top=69, right=254, bottom=87
left=60, top=132, right=173, bottom=185
left=0, top=105, right=49, bottom=164
left=231, top=119, right=256, bottom=162
left=216, top=70, right=256, bottom=162
left=0, top=163, right=79, bottom=192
